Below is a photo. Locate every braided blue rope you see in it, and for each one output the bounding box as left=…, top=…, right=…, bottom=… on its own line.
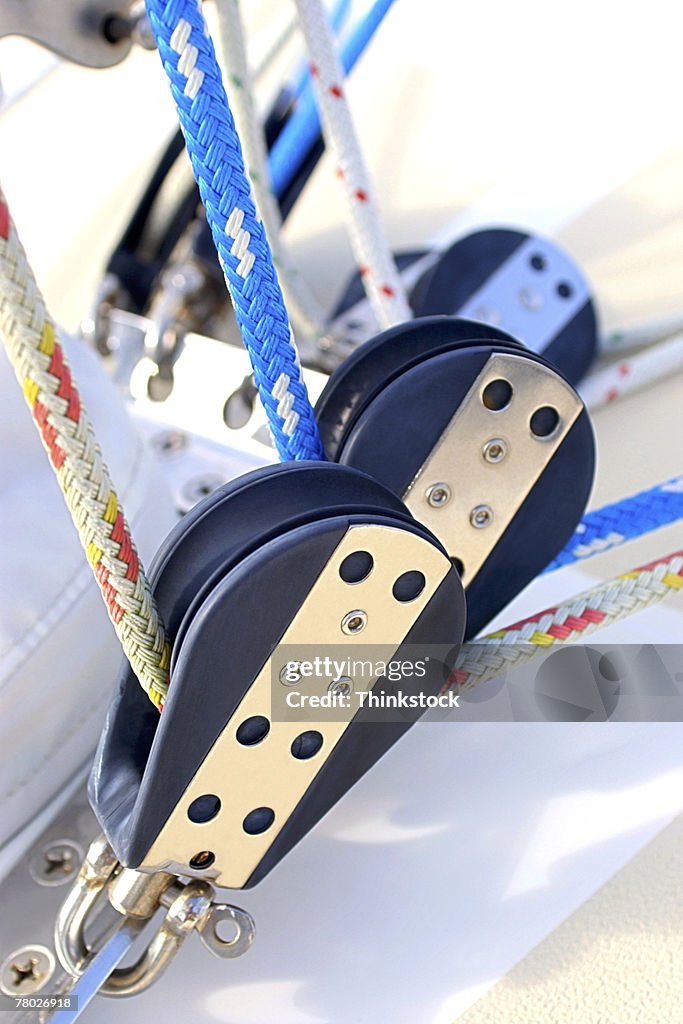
left=269, top=0, right=397, bottom=198
left=145, top=0, right=324, bottom=462
left=546, top=476, right=683, bottom=573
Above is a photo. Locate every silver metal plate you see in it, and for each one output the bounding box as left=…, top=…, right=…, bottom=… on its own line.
left=403, top=352, right=583, bottom=586
left=457, top=237, right=589, bottom=353
left=143, top=522, right=451, bottom=888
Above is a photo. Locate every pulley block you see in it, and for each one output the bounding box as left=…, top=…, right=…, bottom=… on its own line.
left=315, top=316, right=595, bottom=637
left=410, top=227, right=598, bottom=383
left=90, top=462, right=466, bottom=889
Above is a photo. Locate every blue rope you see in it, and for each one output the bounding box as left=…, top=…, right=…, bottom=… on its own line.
left=546, top=476, right=683, bottom=572
left=145, top=0, right=324, bottom=462
left=269, top=0, right=397, bottom=198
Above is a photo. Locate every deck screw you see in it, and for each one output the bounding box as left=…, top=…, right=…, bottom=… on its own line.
left=181, top=474, right=224, bottom=507
left=29, top=840, right=82, bottom=887
left=470, top=505, right=493, bottom=529
left=151, top=429, right=188, bottom=454
left=482, top=438, right=508, bottom=464
left=0, top=946, right=55, bottom=997
left=425, top=483, right=451, bottom=508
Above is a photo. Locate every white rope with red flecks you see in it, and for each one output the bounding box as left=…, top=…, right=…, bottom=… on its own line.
left=583, top=329, right=683, bottom=410
left=293, top=0, right=411, bottom=329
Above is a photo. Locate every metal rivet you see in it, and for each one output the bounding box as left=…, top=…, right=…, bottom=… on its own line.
left=0, top=945, right=55, bottom=997
left=29, top=839, right=83, bottom=887
left=328, top=676, right=354, bottom=697
left=482, top=438, right=508, bottom=464
left=519, top=287, right=543, bottom=311
left=425, top=483, right=451, bottom=508
left=279, top=662, right=302, bottom=686
left=470, top=505, right=493, bottom=529
left=341, top=610, right=367, bottom=635
left=473, top=304, right=502, bottom=326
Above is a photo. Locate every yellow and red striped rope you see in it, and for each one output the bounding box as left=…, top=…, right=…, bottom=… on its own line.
left=450, top=550, right=683, bottom=692
left=0, top=186, right=170, bottom=709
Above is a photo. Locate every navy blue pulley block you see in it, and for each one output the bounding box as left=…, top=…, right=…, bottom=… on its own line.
left=89, top=462, right=466, bottom=889
left=410, top=227, right=598, bottom=383
left=316, top=317, right=596, bottom=638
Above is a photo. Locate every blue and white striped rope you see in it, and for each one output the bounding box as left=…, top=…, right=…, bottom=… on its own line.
left=547, top=475, right=683, bottom=573
left=144, top=0, right=325, bottom=462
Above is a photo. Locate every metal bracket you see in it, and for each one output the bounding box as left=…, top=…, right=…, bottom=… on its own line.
left=0, top=1, right=135, bottom=69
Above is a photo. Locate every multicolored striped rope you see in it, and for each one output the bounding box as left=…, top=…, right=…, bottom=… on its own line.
left=0, top=188, right=170, bottom=709
left=144, top=0, right=324, bottom=462
left=451, top=549, right=683, bottom=691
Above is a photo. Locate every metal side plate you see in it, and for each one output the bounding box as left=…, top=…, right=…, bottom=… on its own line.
left=403, top=352, right=582, bottom=586
left=143, top=523, right=451, bottom=888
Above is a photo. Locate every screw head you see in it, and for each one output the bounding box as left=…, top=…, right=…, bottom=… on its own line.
left=519, top=286, right=543, bottom=311
left=473, top=304, right=502, bottom=326
left=29, top=839, right=83, bottom=887
left=470, top=505, right=493, bottom=529
left=482, top=438, right=508, bottom=464
left=341, top=610, right=367, bottom=635
left=0, top=945, right=55, bottom=997
left=328, top=675, right=354, bottom=697
left=425, top=483, right=451, bottom=508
